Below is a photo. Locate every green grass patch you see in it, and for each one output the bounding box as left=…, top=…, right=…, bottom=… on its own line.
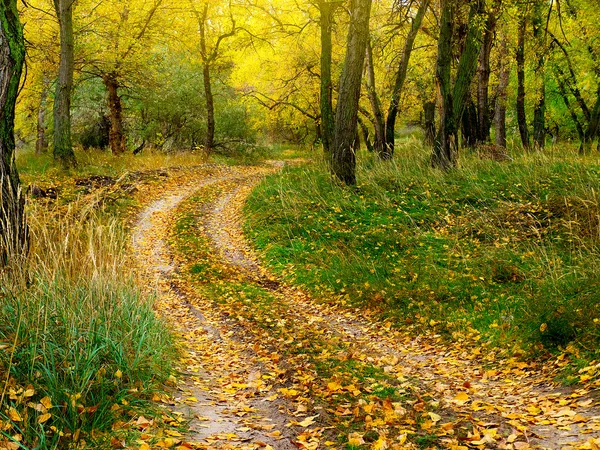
left=245, top=141, right=600, bottom=371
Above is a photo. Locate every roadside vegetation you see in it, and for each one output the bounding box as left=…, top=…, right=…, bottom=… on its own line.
left=246, top=139, right=600, bottom=381
left=0, top=149, right=195, bottom=449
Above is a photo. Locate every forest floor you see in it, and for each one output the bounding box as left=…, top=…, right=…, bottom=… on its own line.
left=131, top=163, right=600, bottom=450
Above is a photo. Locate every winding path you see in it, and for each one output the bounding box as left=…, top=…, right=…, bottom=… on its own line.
left=132, top=164, right=600, bottom=450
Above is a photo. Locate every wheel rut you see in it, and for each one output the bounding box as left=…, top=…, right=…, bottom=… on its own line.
left=133, top=163, right=600, bottom=450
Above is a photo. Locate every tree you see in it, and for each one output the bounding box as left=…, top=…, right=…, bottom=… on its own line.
left=81, top=0, right=165, bottom=154
left=432, top=0, right=484, bottom=169
left=494, top=33, right=510, bottom=149
left=317, top=0, right=339, bottom=155
left=36, top=76, right=50, bottom=154
left=331, top=0, right=373, bottom=185
left=191, top=1, right=236, bottom=156
left=532, top=0, right=548, bottom=149
left=515, top=11, right=530, bottom=149
left=476, top=0, right=501, bottom=144
left=383, top=0, right=430, bottom=158
left=53, top=0, right=77, bottom=167
left=0, top=0, right=27, bottom=263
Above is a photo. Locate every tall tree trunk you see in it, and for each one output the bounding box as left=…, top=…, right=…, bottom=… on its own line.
left=365, top=40, right=385, bottom=158
left=357, top=116, right=374, bottom=153
left=202, top=62, right=215, bottom=155
left=532, top=2, right=546, bottom=150
left=516, top=14, right=530, bottom=149
left=423, top=101, right=435, bottom=146
left=461, top=98, right=478, bottom=148
left=103, top=73, right=126, bottom=154
left=432, top=0, right=455, bottom=169
left=319, top=1, right=335, bottom=155
left=331, top=0, right=373, bottom=185
left=433, top=0, right=484, bottom=169
left=36, top=77, right=49, bottom=155
left=495, top=35, right=510, bottom=149
left=52, top=0, right=77, bottom=167
left=0, top=0, right=27, bottom=263
left=581, top=88, right=600, bottom=154
left=476, top=7, right=497, bottom=144
left=384, top=0, right=430, bottom=157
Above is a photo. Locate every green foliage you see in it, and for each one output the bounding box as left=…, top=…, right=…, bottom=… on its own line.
left=245, top=141, right=600, bottom=365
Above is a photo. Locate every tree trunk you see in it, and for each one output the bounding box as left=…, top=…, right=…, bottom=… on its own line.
left=433, top=0, right=484, bottom=169
left=580, top=88, right=600, bottom=154
left=103, top=73, right=126, bottom=154
left=319, top=1, right=335, bottom=155
left=384, top=0, right=430, bottom=157
left=357, top=116, right=373, bottom=153
left=52, top=0, right=77, bottom=167
left=516, top=14, right=530, bottom=149
left=432, top=0, right=455, bottom=169
left=365, top=40, right=385, bottom=158
left=476, top=7, right=497, bottom=144
left=423, top=101, right=435, bottom=146
left=0, top=0, right=27, bottom=263
left=495, top=35, right=510, bottom=149
left=461, top=98, right=478, bottom=148
left=532, top=1, right=546, bottom=149
left=331, top=0, right=373, bottom=185
left=36, top=77, right=49, bottom=155
left=202, top=62, right=215, bottom=155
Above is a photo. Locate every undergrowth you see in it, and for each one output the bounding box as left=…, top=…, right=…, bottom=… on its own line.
left=0, top=152, right=177, bottom=449
left=245, top=139, right=600, bottom=379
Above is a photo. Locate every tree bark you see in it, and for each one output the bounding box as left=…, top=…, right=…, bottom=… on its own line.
left=202, top=62, right=215, bottom=154
left=476, top=6, right=497, bottom=144
left=319, top=1, right=335, bottom=155
left=532, top=1, right=546, bottom=149
left=433, top=0, right=484, bottom=169
left=461, top=98, right=478, bottom=148
left=52, top=0, right=77, bottom=167
left=103, top=73, right=126, bottom=154
left=495, top=35, right=510, bottom=149
left=384, top=0, right=430, bottom=157
left=0, top=0, right=27, bottom=263
left=331, top=0, right=372, bottom=185
left=365, top=40, right=385, bottom=157
left=423, top=101, right=435, bottom=146
left=432, top=0, right=455, bottom=169
left=36, top=77, right=49, bottom=155
left=516, top=14, right=530, bottom=149
left=357, top=116, right=373, bottom=152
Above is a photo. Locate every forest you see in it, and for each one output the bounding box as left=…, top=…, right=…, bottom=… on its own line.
left=0, top=0, right=600, bottom=449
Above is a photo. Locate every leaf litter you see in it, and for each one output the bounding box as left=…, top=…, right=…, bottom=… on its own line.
left=132, top=163, right=600, bottom=450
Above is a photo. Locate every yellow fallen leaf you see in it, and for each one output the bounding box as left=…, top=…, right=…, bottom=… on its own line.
left=297, top=415, right=318, bottom=427
left=8, top=408, right=21, bottom=422
left=115, top=369, right=123, bottom=379
left=372, top=437, right=388, bottom=450
left=23, top=388, right=35, bottom=398
left=453, top=392, right=470, bottom=404
left=40, top=396, right=52, bottom=409
left=348, top=432, right=364, bottom=446
left=37, top=413, right=52, bottom=424
left=327, top=381, right=342, bottom=392
left=139, top=444, right=151, bottom=450
left=428, top=412, right=442, bottom=423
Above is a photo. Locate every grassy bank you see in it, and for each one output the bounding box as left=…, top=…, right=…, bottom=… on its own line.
left=245, top=140, right=600, bottom=380
left=0, top=151, right=179, bottom=449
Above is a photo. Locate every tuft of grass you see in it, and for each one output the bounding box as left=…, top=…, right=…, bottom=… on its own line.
left=245, top=141, right=600, bottom=370
left=1, top=165, right=175, bottom=448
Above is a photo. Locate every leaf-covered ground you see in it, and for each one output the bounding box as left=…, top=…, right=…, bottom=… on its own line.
left=132, top=163, right=600, bottom=450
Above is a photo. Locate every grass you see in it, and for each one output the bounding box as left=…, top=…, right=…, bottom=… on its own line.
left=245, top=138, right=600, bottom=376
left=0, top=150, right=179, bottom=449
